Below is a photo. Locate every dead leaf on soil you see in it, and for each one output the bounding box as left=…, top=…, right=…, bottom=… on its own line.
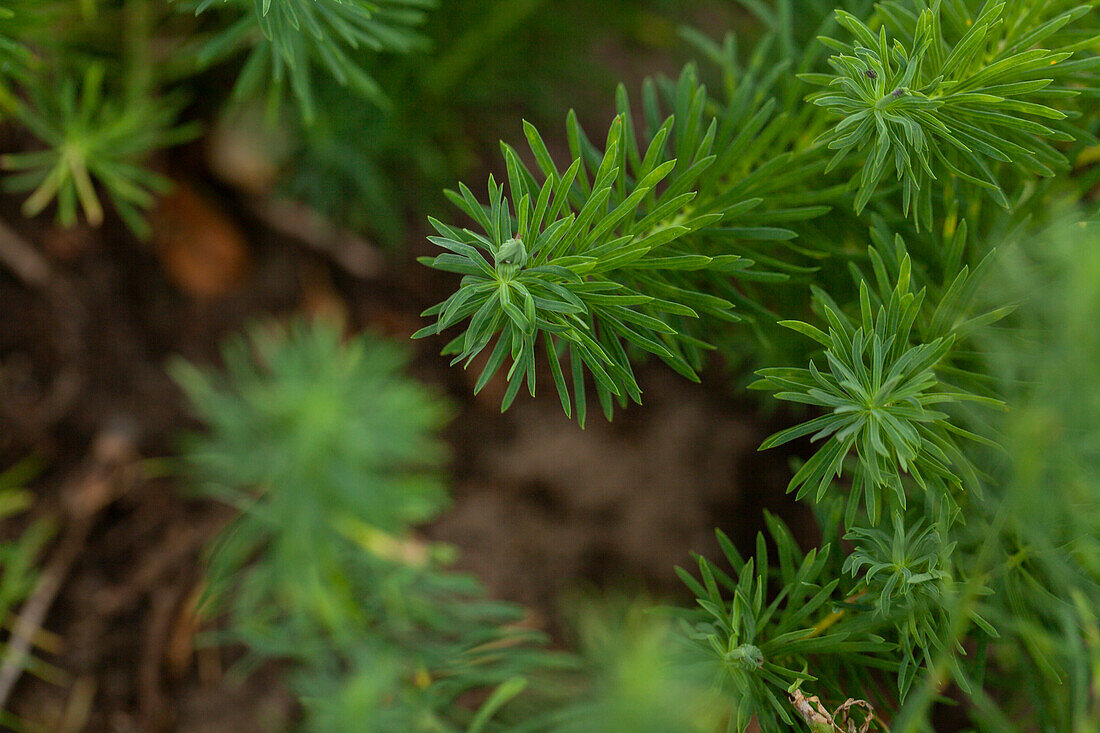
left=152, top=183, right=249, bottom=299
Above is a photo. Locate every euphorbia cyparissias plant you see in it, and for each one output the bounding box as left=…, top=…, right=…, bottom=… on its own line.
left=416, top=1, right=1100, bottom=729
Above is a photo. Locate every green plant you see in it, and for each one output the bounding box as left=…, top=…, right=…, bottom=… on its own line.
left=675, top=515, right=890, bottom=732
left=413, top=108, right=745, bottom=423
left=0, top=0, right=199, bottom=235
left=416, top=0, right=1100, bottom=729
left=804, top=4, right=1086, bottom=223
left=173, top=320, right=555, bottom=731
left=751, top=257, right=1000, bottom=524
left=2, top=64, right=196, bottom=236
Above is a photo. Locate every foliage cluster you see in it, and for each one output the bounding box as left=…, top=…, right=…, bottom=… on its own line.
left=173, top=321, right=553, bottom=730
left=0, top=0, right=687, bottom=244
left=412, top=0, right=1100, bottom=730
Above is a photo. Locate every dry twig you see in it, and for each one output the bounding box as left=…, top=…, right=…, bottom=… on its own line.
left=790, top=689, right=877, bottom=733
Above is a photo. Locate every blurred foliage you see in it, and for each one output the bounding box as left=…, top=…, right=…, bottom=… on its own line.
left=174, top=320, right=557, bottom=731
left=518, top=603, right=726, bottom=733
left=0, top=457, right=56, bottom=731
left=2, top=64, right=197, bottom=236
left=0, top=0, right=704, bottom=241
left=180, top=0, right=436, bottom=121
